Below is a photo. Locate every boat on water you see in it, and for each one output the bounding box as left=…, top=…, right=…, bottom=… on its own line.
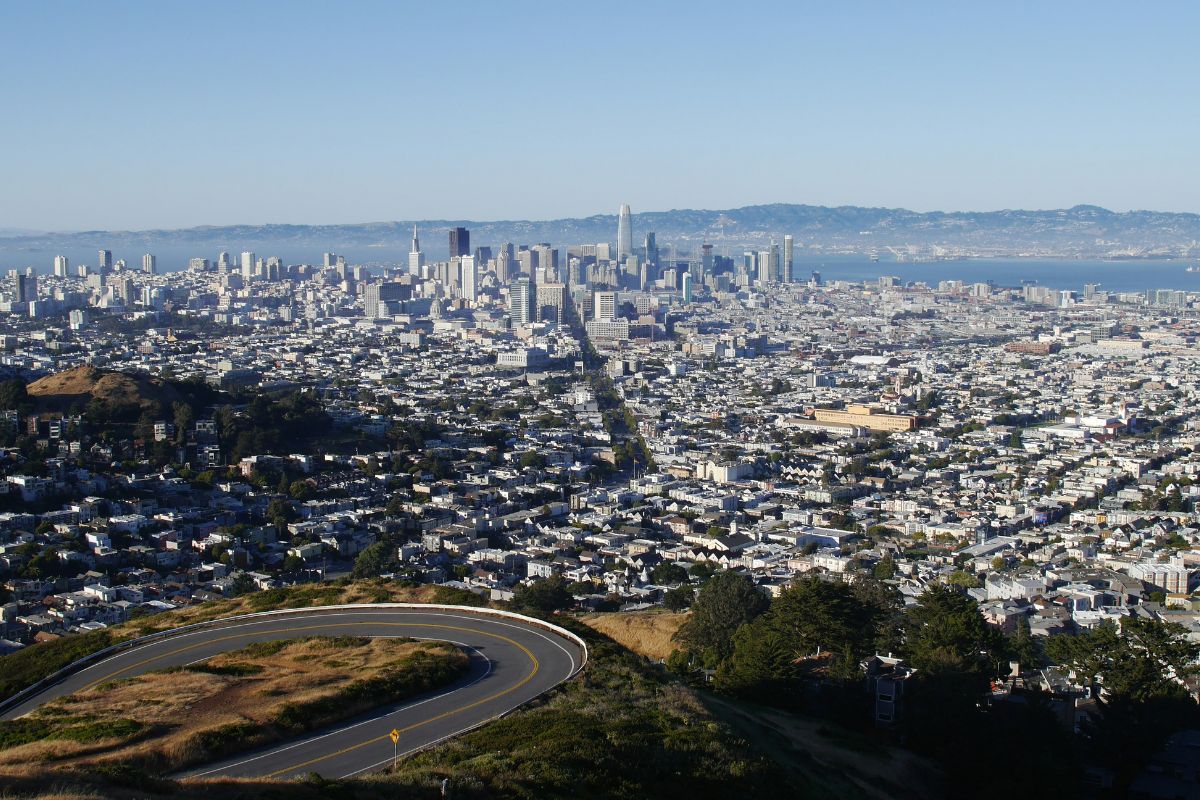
left=1187, top=264, right=1200, bottom=273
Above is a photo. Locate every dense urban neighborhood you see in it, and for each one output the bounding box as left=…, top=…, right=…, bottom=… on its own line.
left=3, top=233, right=1200, bottom=798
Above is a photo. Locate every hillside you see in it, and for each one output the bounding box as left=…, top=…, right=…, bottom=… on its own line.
left=2, top=203, right=1198, bottom=260
left=26, top=366, right=183, bottom=415
left=0, top=582, right=942, bottom=800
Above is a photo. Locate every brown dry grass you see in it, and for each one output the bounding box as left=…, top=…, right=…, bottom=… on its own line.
left=0, top=636, right=464, bottom=779
left=577, top=611, right=688, bottom=661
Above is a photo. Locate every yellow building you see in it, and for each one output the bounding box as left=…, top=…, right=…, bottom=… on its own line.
left=812, top=404, right=917, bottom=432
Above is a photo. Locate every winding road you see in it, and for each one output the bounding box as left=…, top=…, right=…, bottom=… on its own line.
left=1, top=605, right=587, bottom=780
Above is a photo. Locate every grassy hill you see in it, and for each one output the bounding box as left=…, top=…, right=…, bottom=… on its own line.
left=0, top=585, right=945, bottom=800
left=27, top=365, right=185, bottom=415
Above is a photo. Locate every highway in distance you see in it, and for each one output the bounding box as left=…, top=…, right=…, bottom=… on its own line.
left=2, top=605, right=586, bottom=780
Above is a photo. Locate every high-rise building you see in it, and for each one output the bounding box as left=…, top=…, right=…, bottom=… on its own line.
left=532, top=244, right=557, bottom=282
left=594, top=290, right=617, bottom=321
left=449, top=227, right=470, bottom=259
left=53, top=255, right=69, bottom=277
left=617, top=204, right=633, bottom=260
left=10, top=270, right=29, bottom=303
left=409, top=225, right=425, bottom=275
left=701, top=244, right=714, bottom=276
left=756, top=250, right=772, bottom=285
left=509, top=276, right=535, bottom=326
left=681, top=271, right=693, bottom=304
left=771, top=243, right=782, bottom=283
left=364, top=281, right=411, bottom=318
left=217, top=251, right=231, bottom=273
left=460, top=255, right=478, bottom=302
left=240, top=251, right=256, bottom=279
left=188, top=257, right=210, bottom=272
left=783, top=235, right=794, bottom=283
left=323, top=253, right=338, bottom=268
left=97, top=249, right=113, bottom=273
left=142, top=253, right=156, bottom=274
left=536, top=283, right=567, bottom=323
left=644, top=232, right=658, bottom=269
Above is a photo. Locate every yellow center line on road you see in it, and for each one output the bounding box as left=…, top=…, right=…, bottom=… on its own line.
left=70, top=619, right=541, bottom=780
left=263, top=628, right=540, bottom=778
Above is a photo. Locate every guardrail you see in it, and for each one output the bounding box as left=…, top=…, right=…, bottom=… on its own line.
left=0, top=603, right=588, bottom=718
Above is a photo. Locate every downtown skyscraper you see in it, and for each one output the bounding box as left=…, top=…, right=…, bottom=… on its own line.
left=617, top=204, right=632, bottom=261
left=449, top=227, right=470, bottom=259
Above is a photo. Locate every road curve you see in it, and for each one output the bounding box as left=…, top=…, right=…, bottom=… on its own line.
left=1, top=605, right=586, bottom=780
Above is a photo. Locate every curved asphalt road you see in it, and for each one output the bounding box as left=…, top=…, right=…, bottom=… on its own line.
left=2, top=607, right=584, bottom=780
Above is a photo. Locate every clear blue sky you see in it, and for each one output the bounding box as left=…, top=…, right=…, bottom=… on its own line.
left=2, top=1, right=1197, bottom=230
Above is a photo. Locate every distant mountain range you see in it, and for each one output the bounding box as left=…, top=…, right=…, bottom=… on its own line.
left=2, top=204, right=1199, bottom=262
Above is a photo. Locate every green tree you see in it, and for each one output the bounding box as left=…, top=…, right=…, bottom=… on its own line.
left=873, top=554, right=897, bottom=579
left=0, top=379, right=29, bottom=411
left=663, top=585, right=693, bottom=612
left=511, top=575, right=573, bottom=614
left=289, top=479, right=315, bottom=501
left=674, top=571, right=768, bottom=664
left=352, top=541, right=394, bottom=578
left=227, top=573, right=256, bottom=597
left=281, top=554, right=305, bottom=573
left=902, top=584, right=1000, bottom=675
left=651, top=561, right=689, bottom=585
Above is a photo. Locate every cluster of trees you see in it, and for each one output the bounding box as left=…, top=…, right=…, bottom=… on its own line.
left=216, top=391, right=330, bottom=461
left=669, top=572, right=1200, bottom=796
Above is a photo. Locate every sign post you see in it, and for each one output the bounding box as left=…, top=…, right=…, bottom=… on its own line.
left=389, top=728, right=400, bottom=770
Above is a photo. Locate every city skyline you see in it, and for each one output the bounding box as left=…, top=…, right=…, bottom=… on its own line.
left=2, top=2, right=1198, bottom=231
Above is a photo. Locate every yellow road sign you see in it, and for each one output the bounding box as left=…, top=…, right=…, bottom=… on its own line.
left=389, top=728, right=400, bottom=745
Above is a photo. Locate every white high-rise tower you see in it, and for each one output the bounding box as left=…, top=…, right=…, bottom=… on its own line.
left=408, top=224, right=425, bottom=275
left=617, top=203, right=633, bottom=261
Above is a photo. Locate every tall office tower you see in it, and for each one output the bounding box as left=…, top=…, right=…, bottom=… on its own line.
left=783, top=235, right=794, bottom=283
left=448, top=227, right=470, bottom=258
left=188, top=257, right=210, bottom=272
left=217, top=251, right=231, bottom=273
left=460, top=255, right=478, bottom=302
left=644, top=232, right=658, bottom=269
left=408, top=225, right=425, bottom=275
left=474, top=246, right=493, bottom=265
left=770, top=243, right=782, bottom=282
left=323, top=253, right=337, bottom=268
left=518, top=248, right=538, bottom=277
left=594, top=290, right=617, bottom=321
left=681, top=271, right=693, bottom=304
left=595, top=242, right=613, bottom=262
left=364, top=281, right=410, bottom=318
left=496, top=250, right=512, bottom=285
left=98, top=249, right=113, bottom=273
left=532, top=244, right=557, bottom=281
left=142, top=253, right=156, bottom=274
left=240, top=251, right=256, bottom=279
left=265, top=256, right=283, bottom=281
left=53, top=255, right=69, bottom=277
left=810, top=271, right=823, bottom=287
left=617, top=203, right=633, bottom=260
left=536, top=283, right=567, bottom=323
left=624, top=256, right=639, bottom=286
left=509, top=276, right=535, bottom=326
left=756, top=250, right=772, bottom=285
left=701, top=244, right=714, bottom=276
left=10, top=270, right=28, bottom=303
